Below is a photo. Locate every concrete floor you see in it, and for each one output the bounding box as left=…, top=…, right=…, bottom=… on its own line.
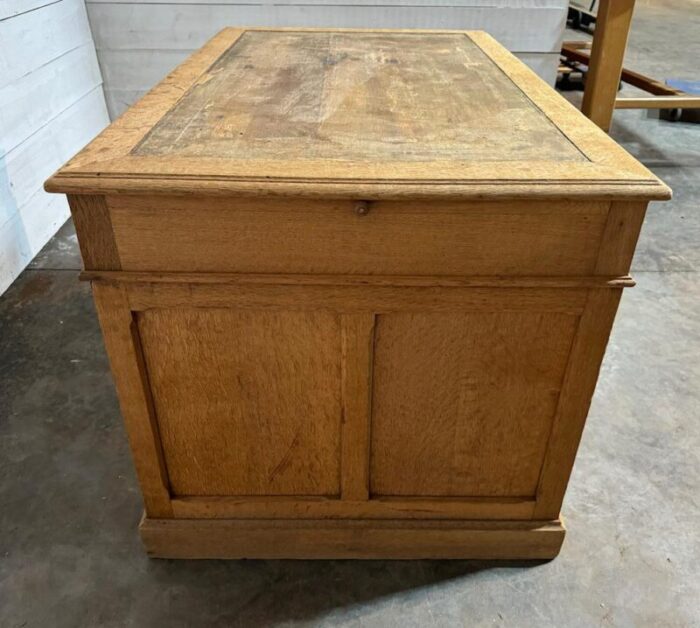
left=2, top=2, right=699, bottom=626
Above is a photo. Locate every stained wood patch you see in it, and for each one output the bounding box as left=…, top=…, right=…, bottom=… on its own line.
left=134, top=31, right=585, bottom=163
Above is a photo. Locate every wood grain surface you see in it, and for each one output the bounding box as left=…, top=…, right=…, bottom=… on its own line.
left=45, top=26, right=668, bottom=560
left=140, top=516, right=566, bottom=560
left=370, top=311, right=578, bottom=497
left=134, top=31, right=583, bottom=163
left=67, top=194, right=120, bottom=270
left=136, top=308, right=342, bottom=496
left=107, top=196, right=609, bottom=276
left=91, top=283, right=173, bottom=517
left=44, top=28, right=671, bottom=200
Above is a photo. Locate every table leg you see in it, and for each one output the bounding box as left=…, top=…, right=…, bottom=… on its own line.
left=581, top=0, right=636, bottom=131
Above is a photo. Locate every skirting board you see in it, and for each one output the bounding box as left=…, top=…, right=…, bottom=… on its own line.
left=139, top=515, right=566, bottom=560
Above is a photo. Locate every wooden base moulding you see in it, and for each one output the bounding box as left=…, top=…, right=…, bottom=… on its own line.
left=139, top=515, right=566, bottom=560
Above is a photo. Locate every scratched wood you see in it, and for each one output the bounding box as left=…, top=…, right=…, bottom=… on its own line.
left=44, top=29, right=671, bottom=201
left=134, top=31, right=584, bottom=163
left=370, top=311, right=578, bottom=497
left=136, top=308, right=343, bottom=496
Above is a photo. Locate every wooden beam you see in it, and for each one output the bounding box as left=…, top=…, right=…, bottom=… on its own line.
left=340, top=313, right=375, bottom=501
left=140, top=516, right=566, bottom=560
left=580, top=0, right=636, bottom=131
left=615, top=96, right=700, bottom=109
left=562, top=43, right=690, bottom=98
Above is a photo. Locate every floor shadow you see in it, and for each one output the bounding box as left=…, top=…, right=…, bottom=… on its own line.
left=138, top=556, right=552, bottom=625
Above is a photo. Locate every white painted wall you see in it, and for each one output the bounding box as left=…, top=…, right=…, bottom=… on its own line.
left=86, top=0, right=568, bottom=119
left=0, top=0, right=110, bottom=295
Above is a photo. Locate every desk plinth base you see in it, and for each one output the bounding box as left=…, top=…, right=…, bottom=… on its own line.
left=139, top=515, right=565, bottom=560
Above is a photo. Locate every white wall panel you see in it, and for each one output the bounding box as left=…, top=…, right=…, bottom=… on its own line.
left=0, top=0, right=95, bottom=86
left=0, top=44, right=103, bottom=154
left=0, top=0, right=109, bottom=295
left=87, top=2, right=566, bottom=53
left=0, top=0, right=59, bottom=21
left=1, top=89, right=108, bottom=218
left=0, top=192, right=70, bottom=294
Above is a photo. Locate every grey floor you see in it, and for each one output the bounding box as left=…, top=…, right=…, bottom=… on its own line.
left=2, top=2, right=699, bottom=626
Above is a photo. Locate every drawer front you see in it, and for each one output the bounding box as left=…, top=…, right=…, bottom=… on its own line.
left=106, top=196, right=609, bottom=276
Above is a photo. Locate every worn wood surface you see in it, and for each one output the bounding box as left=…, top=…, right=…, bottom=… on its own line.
left=67, top=195, right=120, bottom=270
left=107, top=196, right=610, bottom=276
left=595, top=201, right=648, bottom=276
left=137, top=308, right=342, bottom=496
left=533, top=288, right=622, bottom=519
left=170, top=496, right=536, bottom=520
left=140, top=516, right=566, bottom=559
left=340, top=314, right=375, bottom=501
left=44, top=28, right=670, bottom=200
left=91, top=283, right=173, bottom=517
left=134, top=31, right=582, bottom=163
left=80, top=271, right=636, bottom=289
left=124, top=282, right=588, bottom=315
left=370, top=311, right=577, bottom=497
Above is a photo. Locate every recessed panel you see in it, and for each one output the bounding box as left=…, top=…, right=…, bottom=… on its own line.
left=134, top=31, right=584, bottom=163
left=137, top=308, right=342, bottom=496
left=370, top=310, right=578, bottom=497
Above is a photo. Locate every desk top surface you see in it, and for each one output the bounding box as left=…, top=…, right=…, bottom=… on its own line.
left=134, top=31, right=583, bottom=164
left=46, top=28, right=669, bottom=201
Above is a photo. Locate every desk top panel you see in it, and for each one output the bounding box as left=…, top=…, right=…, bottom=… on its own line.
left=45, top=28, right=670, bottom=200
left=133, top=31, right=584, bottom=164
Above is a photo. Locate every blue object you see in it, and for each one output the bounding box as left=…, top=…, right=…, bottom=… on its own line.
left=665, top=79, right=700, bottom=94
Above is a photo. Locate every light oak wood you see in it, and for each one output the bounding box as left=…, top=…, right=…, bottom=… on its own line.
left=124, top=282, right=588, bottom=314
left=45, top=28, right=669, bottom=559
left=140, top=516, right=566, bottom=560
left=136, top=308, right=342, bottom=496
left=614, top=96, right=700, bottom=109
left=595, top=202, right=647, bottom=276
left=340, top=314, right=375, bottom=501
left=169, top=496, right=536, bottom=520
left=134, top=31, right=582, bottom=164
left=370, top=311, right=577, bottom=497
left=534, top=289, right=622, bottom=519
left=92, top=283, right=172, bottom=517
left=67, top=195, right=120, bottom=270
left=580, top=0, right=636, bottom=131
left=44, top=28, right=670, bottom=200
left=79, top=271, right=636, bottom=289
left=106, top=196, right=609, bottom=276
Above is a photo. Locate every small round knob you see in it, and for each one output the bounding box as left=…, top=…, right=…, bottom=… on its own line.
left=354, top=200, right=370, bottom=216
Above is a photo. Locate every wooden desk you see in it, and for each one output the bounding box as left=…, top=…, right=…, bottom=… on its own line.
left=45, top=28, right=670, bottom=559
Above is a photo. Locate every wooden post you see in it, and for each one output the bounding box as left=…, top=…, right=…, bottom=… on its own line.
left=581, top=0, right=636, bottom=131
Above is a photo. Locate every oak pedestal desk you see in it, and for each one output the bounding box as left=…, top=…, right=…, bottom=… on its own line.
left=45, top=28, right=670, bottom=560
